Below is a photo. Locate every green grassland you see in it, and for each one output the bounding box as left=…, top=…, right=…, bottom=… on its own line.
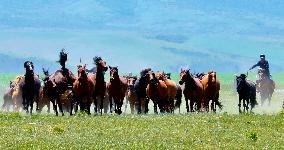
left=0, top=73, right=283, bottom=149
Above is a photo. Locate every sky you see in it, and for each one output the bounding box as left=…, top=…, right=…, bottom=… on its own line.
left=0, top=0, right=284, bottom=73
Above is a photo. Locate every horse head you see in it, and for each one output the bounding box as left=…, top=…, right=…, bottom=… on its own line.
left=208, top=70, right=217, bottom=83
left=165, top=73, right=171, bottom=80
left=24, top=61, right=34, bottom=75
left=127, top=76, right=137, bottom=90
left=179, top=69, right=190, bottom=85
left=77, top=64, right=87, bottom=78
left=93, top=56, right=108, bottom=72
left=236, top=74, right=247, bottom=92
left=109, top=66, right=119, bottom=81
left=148, top=71, right=159, bottom=86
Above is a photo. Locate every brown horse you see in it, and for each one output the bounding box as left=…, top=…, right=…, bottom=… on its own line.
left=179, top=69, right=204, bottom=112
left=146, top=72, right=168, bottom=113
left=201, top=71, right=222, bottom=112
left=88, top=56, right=108, bottom=115
left=126, top=76, right=138, bottom=114
left=156, top=72, right=177, bottom=113
left=37, top=68, right=51, bottom=113
left=73, top=65, right=95, bottom=114
left=257, top=68, right=275, bottom=106
left=107, top=66, right=128, bottom=114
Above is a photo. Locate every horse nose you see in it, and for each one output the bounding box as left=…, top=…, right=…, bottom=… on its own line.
left=179, top=80, right=184, bottom=85
left=104, top=67, right=108, bottom=71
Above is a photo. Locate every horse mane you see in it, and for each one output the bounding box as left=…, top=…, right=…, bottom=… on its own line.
left=93, top=56, right=102, bottom=65
left=185, top=71, right=197, bottom=90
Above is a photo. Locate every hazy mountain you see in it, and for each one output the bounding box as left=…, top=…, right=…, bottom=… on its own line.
left=0, top=0, right=283, bottom=73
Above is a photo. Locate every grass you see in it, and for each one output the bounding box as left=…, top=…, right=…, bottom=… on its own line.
left=0, top=73, right=283, bottom=149
left=0, top=112, right=283, bottom=149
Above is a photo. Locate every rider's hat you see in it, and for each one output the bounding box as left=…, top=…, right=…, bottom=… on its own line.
left=260, top=54, right=265, bottom=59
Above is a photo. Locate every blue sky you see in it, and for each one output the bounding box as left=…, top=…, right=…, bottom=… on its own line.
left=0, top=0, right=284, bottom=72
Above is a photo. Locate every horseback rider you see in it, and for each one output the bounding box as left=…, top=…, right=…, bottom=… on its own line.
left=249, top=54, right=271, bottom=79
left=57, top=49, right=75, bottom=87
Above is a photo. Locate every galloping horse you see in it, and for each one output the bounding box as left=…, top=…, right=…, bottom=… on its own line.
left=257, top=68, right=275, bottom=105
left=156, top=72, right=177, bottom=113
left=164, top=73, right=183, bottom=113
left=201, top=71, right=222, bottom=112
left=236, top=74, right=257, bottom=113
left=11, top=76, right=25, bottom=112
left=126, top=76, right=138, bottom=114
left=179, top=69, right=204, bottom=112
left=134, top=68, right=151, bottom=114
left=107, top=66, right=128, bottom=114
left=2, top=81, right=14, bottom=111
left=89, top=56, right=108, bottom=115
left=19, top=61, right=41, bottom=115
left=38, top=68, right=51, bottom=113
left=73, top=65, right=95, bottom=114
left=146, top=72, right=168, bottom=113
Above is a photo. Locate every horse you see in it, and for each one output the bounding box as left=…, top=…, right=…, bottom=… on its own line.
left=257, top=68, right=275, bottom=106
left=134, top=68, right=152, bottom=114
left=45, top=68, right=76, bottom=116
left=179, top=69, right=204, bottom=112
left=19, top=61, right=41, bottom=115
left=146, top=71, right=168, bottom=113
left=156, top=72, right=177, bottom=113
left=37, top=68, right=51, bottom=113
left=88, top=56, right=108, bottom=115
left=164, top=73, right=183, bottom=113
left=2, top=81, right=14, bottom=111
left=73, top=65, right=95, bottom=114
left=201, top=71, right=222, bottom=112
left=107, top=66, right=128, bottom=114
left=11, top=76, right=25, bottom=112
left=236, top=74, right=257, bottom=113
left=126, top=76, right=138, bottom=114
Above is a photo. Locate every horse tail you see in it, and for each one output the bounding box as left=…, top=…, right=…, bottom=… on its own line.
left=174, top=87, right=182, bottom=109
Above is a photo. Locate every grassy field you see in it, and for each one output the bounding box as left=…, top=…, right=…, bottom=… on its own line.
left=0, top=73, right=283, bottom=149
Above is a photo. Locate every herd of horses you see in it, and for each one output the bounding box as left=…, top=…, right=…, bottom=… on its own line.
left=1, top=55, right=276, bottom=115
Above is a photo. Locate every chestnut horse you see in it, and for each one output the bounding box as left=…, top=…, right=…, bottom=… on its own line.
left=201, top=71, right=222, bottom=112
left=19, top=61, right=41, bottom=115
left=164, top=73, right=183, bottom=113
left=126, top=76, right=138, bottom=114
left=146, top=72, right=168, bottom=113
left=134, top=68, right=152, bottom=114
left=156, top=72, right=177, bottom=113
left=107, top=66, right=128, bottom=114
left=88, top=56, right=108, bottom=115
left=257, top=68, right=275, bottom=106
left=179, top=69, right=204, bottom=112
left=73, top=65, right=95, bottom=114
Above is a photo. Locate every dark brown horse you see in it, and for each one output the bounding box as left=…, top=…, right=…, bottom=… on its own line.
left=257, top=68, right=275, bottom=106
left=73, top=65, right=95, bottom=114
left=88, top=56, right=108, bottom=115
left=179, top=69, right=204, bottom=112
left=19, top=61, right=41, bottom=115
left=201, top=71, right=222, bottom=112
left=134, top=68, right=152, bottom=114
left=107, top=66, right=128, bottom=114
left=37, top=68, right=51, bottom=113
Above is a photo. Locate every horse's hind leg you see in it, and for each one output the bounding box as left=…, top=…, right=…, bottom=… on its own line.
left=238, top=97, right=242, bottom=113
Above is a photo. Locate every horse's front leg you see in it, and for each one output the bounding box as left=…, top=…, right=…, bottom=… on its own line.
left=29, top=98, right=33, bottom=115
left=238, top=97, right=242, bottom=114
left=109, top=95, right=113, bottom=114
left=185, top=98, right=189, bottom=113
left=57, top=96, right=64, bottom=116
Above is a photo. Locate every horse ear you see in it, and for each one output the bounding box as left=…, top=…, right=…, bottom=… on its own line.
left=108, top=66, right=112, bottom=69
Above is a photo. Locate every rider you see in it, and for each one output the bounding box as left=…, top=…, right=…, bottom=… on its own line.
left=249, top=54, right=271, bottom=79
left=57, top=49, right=75, bottom=87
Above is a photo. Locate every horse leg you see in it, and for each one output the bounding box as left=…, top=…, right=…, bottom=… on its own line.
left=185, top=99, right=189, bottom=113
left=153, top=99, right=158, bottom=114
left=57, top=97, right=64, bottom=116
left=190, top=100, right=194, bottom=112
left=243, top=98, right=247, bottom=113
left=109, top=96, right=113, bottom=114
left=137, top=97, right=142, bottom=114
left=29, top=98, right=33, bottom=115
left=238, top=97, right=242, bottom=114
